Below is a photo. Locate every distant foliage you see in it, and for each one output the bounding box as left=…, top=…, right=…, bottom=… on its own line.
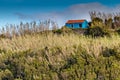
left=84, top=26, right=109, bottom=37
left=0, top=19, right=59, bottom=39
left=89, top=11, right=120, bottom=29
left=53, top=29, right=63, bottom=34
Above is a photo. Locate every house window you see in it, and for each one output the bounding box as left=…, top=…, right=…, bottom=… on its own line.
left=71, top=24, right=73, bottom=28
left=79, top=24, right=82, bottom=28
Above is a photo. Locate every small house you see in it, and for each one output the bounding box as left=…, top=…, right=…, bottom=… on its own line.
left=65, top=20, right=89, bottom=29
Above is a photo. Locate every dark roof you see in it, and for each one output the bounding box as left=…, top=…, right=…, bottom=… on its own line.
left=66, top=20, right=85, bottom=24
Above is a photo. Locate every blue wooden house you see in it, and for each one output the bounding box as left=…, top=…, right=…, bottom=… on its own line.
left=65, top=20, right=89, bottom=29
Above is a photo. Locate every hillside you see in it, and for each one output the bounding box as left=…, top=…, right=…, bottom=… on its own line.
left=0, top=30, right=120, bottom=80
left=0, top=11, right=120, bottom=80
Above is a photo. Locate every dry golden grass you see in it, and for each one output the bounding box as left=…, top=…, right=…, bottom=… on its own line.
left=0, top=33, right=120, bottom=57
left=0, top=32, right=120, bottom=80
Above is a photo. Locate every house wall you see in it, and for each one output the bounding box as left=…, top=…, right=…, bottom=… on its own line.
left=82, top=20, right=89, bottom=28
left=65, top=20, right=89, bottom=29
left=65, top=24, right=72, bottom=28
left=65, top=23, right=82, bottom=28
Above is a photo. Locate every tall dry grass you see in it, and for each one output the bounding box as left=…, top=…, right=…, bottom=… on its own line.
left=0, top=33, right=120, bottom=57
left=0, top=29, right=120, bottom=80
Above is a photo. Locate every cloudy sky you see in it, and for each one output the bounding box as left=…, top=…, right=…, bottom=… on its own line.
left=0, top=0, right=120, bottom=27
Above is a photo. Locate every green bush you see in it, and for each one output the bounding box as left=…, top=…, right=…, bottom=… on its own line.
left=116, top=29, right=120, bottom=35
left=84, top=26, right=109, bottom=37
left=53, top=26, right=73, bottom=35
left=102, top=48, right=117, bottom=57
left=53, top=29, right=63, bottom=34
left=0, top=69, right=14, bottom=80
left=0, top=47, right=120, bottom=80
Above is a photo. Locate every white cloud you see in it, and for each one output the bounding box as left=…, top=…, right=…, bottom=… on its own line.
left=15, top=2, right=120, bottom=27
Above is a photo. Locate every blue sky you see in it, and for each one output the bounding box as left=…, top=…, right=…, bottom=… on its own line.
left=0, top=0, right=120, bottom=27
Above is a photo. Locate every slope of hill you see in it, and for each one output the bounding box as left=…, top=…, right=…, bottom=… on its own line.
left=0, top=30, right=120, bottom=80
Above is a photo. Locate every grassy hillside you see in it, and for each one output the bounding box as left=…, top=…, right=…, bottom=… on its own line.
left=0, top=31, right=120, bottom=80
left=1, top=11, right=120, bottom=80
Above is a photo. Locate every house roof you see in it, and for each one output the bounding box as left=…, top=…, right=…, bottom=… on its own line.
left=66, top=20, right=85, bottom=24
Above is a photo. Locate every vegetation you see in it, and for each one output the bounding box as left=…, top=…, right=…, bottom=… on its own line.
left=0, top=30, right=120, bottom=80
left=116, top=29, right=120, bottom=35
left=89, top=11, right=120, bottom=29
left=0, top=11, right=120, bottom=80
left=84, top=26, right=109, bottom=37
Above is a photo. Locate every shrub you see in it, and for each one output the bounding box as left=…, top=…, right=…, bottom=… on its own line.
left=0, top=34, right=6, bottom=39
left=53, top=29, right=63, bottom=34
left=61, top=26, right=73, bottom=33
left=84, top=26, right=109, bottom=37
left=102, top=48, right=117, bottom=57
left=53, top=26, right=73, bottom=35
left=0, top=69, right=14, bottom=80
left=116, top=28, right=120, bottom=35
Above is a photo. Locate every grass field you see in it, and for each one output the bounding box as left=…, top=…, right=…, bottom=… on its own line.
left=0, top=33, right=120, bottom=56
left=0, top=32, right=120, bottom=80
